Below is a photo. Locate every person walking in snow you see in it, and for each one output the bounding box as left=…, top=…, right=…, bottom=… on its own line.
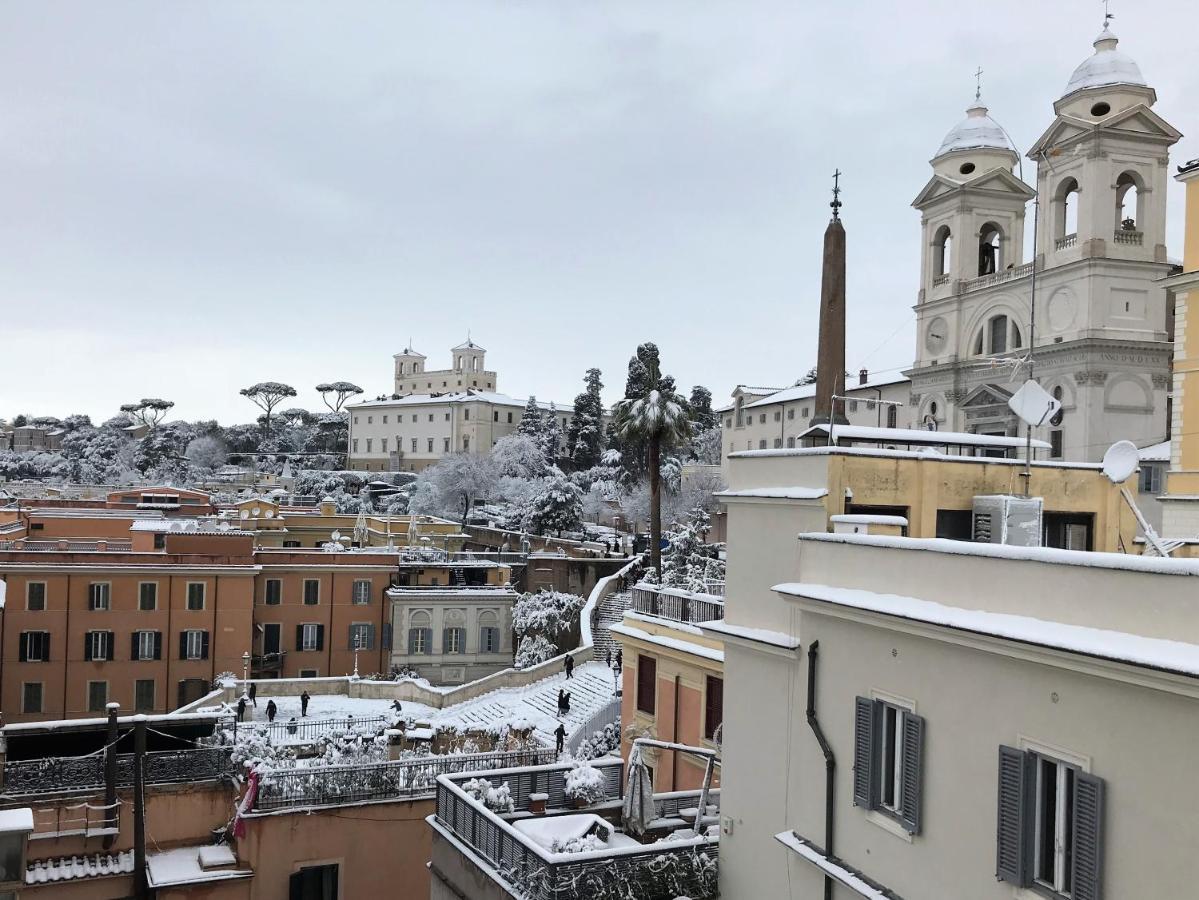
left=554, top=723, right=566, bottom=755
left=300, top=691, right=311, bottom=717
left=606, top=648, right=612, bottom=668
left=562, top=691, right=571, bottom=715
left=248, top=682, right=257, bottom=708
left=614, top=649, right=622, bottom=674
left=557, top=689, right=566, bottom=717
left=236, top=696, right=247, bottom=722
left=391, top=699, right=403, bottom=715
left=564, top=654, right=574, bottom=680
left=266, top=699, right=277, bottom=723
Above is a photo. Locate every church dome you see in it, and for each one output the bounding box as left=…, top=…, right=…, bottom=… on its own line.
left=1062, top=27, right=1146, bottom=97
left=935, top=97, right=1016, bottom=159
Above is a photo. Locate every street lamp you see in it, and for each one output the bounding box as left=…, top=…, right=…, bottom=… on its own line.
left=241, top=651, right=250, bottom=686
left=352, top=634, right=361, bottom=679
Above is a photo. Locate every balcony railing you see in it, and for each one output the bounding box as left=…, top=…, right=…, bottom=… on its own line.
left=254, top=748, right=556, bottom=811
left=931, top=273, right=951, bottom=286
left=3, top=747, right=235, bottom=796
left=255, top=715, right=387, bottom=744
left=961, top=261, right=1034, bottom=293
left=1113, top=229, right=1143, bottom=246
left=251, top=651, right=286, bottom=674
left=434, top=759, right=719, bottom=900
left=1055, top=233, right=1078, bottom=251
left=0, top=539, right=133, bottom=552
left=631, top=584, right=725, bottom=623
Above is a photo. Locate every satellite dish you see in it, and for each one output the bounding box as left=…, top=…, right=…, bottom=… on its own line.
left=1007, top=380, right=1061, bottom=429
left=1101, top=440, right=1140, bottom=484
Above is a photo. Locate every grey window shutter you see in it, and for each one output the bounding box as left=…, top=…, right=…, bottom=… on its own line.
left=85, top=633, right=94, bottom=662
left=18, top=633, right=28, bottom=662
left=367, top=623, right=376, bottom=650
left=996, top=745, right=1031, bottom=885
left=899, top=711, right=924, bottom=834
left=295, top=624, right=304, bottom=650
left=1071, top=771, right=1105, bottom=900
left=200, top=631, right=210, bottom=660
left=852, top=696, right=875, bottom=808
left=131, top=632, right=139, bottom=661
left=315, top=624, right=324, bottom=652
left=154, top=632, right=163, bottom=660
left=180, top=631, right=188, bottom=660
left=44, top=633, right=50, bottom=661
left=382, top=623, right=393, bottom=651
left=106, top=631, right=115, bottom=661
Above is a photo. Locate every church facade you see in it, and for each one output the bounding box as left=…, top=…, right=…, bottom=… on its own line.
left=907, top=27, right=1181, bottom=462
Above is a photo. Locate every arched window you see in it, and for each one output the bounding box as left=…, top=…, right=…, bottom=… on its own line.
left=479, top=610, right=500, bottom=654
left=989, top=315, right=1009, bottom=354
left=934, top=225, right=952, bottom=279
left=978, top=223, right=1003, bottom=276
left=1055, top=178, right=1079, bottom=242
left=1011, top=322, right=1023, bottom=349
left=886, top=405, right=897, bottom=429
left=1116, top=172, right=1143, bottom=232
left=973, top=330, right=984, bottom=356
left=408, top=611, right=432, bottom=655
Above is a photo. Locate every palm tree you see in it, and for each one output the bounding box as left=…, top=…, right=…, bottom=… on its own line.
left=613, top=344, right=692, bottom=578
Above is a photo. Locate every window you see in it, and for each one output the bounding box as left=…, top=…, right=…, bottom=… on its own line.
left=265, top=579, right=281, bottom=605
left=443, top=438, right=450, bottom=453
left=85, top=630, right=114, bottom=662
left=443, top=627, right=465, bottom=653
left=852, top=696, right=924, bottom=834
left=978, top=222, right=1002, bottom=276
left=802, top=406, right=809, bottom=418
left=758, top=413, right=766, bottom=424
left=787, top=436, right=796, bottom=448
left=135, top=679, right=156, bottom=712
left=88, top=681, right=109, bottom=712
left=1056, top=177, right=1080, bottom=241
left=349, top=623, right=374, bottom=651
left=704, top=676, right=723, bottom=740
left=507, top=412, right=513, bottom=423
left=366, top=438, right=373, bottom=453
left=412, top=414, right=418, bottom=423
left=353, top=416, right=359, bottom=425
left=463, top=436, right=470, bottom=451
left=636, top=655, right=656, bottom=714
left=367, top=416, right=372, bottom=424
left=787, top=408, right=794, bottom=420
left=494, top=411, right=499, bottom=422
left=408, top=615, right=432, bottom=654
left=444, top=412, right=450, bottom=421
left=19, top=631, right=50, bottom=662
left=352, top=439, right=359, bottom=453
left=480, top=626, right=499, bottom=653
left=1116, top=171, right=1143, bottom=231
left=989, top=315, right=1009, bottom=354
left=464, top=409, right=470, bottom=421
left=934, top=224, right=952, bottom=278
left=1140, top=462, right=1163, bottom=494
left=773, top=411, right=781, bottom=422
left=1050, top=430, right=1064, bottom=460
left=382, top=415, right=388, bottom=424
left=352, top=580, right=371, bottom=604
left=27, top=582, right=46, bottom=611
left=298, top=623, right=323, bottom=652
left=89, top=583, right=110, bottom=611
left=290, top=863, right=339, bottom=900
left=299, top=668, right=319, bottom=678
left=381, top=438, right=388, bottom=453
left=412, top=438, right=418, bottom=453
left=997, top=746, right=1104, bottom=898
left=303, top=579, right=320, bottom=605
left=773, top=438, right=782, bottom=449
left=758, top=440, right=767, bottom=450
left=181, top=630, right=208, bottom=660
left=134, top=630, right=160, bottom=661
left=22, top=682, right=43, bottom=714
left=187, top=583, right=206, bottom=611
left=427, top=438, right=434, bottom=453
left=887, top=406, right=898, bottom=429
left=139, top=582, right=157, bottom=611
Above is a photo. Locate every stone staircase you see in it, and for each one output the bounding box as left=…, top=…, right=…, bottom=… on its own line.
left=591, top=589, right=632, bottom=663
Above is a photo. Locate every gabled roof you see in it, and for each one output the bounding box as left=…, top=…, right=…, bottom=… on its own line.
left=960, top=383, right=1014, bottom=408
left=393, top=347, right=426, bottom=359
left=452, top=340, right=485, bottom=352
left=1028, top=104, right=1181, bottom=158
left=912, top=168, right=1034, bottom=209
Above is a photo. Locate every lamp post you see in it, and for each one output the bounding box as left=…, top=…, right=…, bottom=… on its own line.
left=352, top=634, right=361, bottom=679
left=241, top=651, right=250, bottom=686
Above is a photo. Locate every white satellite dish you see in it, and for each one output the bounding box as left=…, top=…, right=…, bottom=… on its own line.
left=1101, top=440, right=1140, bottom=484
left=1007, top=380, right=1061, bottom=429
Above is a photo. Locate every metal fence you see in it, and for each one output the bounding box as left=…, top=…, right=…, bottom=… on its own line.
left=3, top=747, right=235, bottom=796
left=254, top=748, right=557, bottom=811
left=434, top=760, right=719, bottom=900
left=565, top=697, right=621, bottom=757
left=631, top=585, right=725, bottom=624
left=255, top=715, right=388, bottom=744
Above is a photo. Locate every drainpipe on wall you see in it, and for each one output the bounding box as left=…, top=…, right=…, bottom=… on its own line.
left=806, top=641, right=836, bottom=900
left=132, top=716, right=148, bottom=899
left=671, top=674, right=681, bottom=789
left=103, top=703, right=119, bottom=849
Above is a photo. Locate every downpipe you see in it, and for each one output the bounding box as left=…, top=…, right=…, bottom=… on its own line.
left=806, top=641, right=835, bottom=900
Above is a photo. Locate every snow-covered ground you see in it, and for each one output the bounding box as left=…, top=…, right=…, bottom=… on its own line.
left=239, top=692, right=438, bottom=726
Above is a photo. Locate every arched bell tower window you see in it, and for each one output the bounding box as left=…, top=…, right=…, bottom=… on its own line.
left=989, top=315, right=1009, bottom=354
left=1116, top=172, right=1144, bottom=233
left=1055, top=178, right=1080, bottom=242
left=978, top=223, right=1003, bottom=276
left=933, top=225, right=952, bottom=280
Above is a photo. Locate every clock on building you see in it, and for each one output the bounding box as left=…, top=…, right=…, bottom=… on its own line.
left=925, top=317, right=948, bottom=355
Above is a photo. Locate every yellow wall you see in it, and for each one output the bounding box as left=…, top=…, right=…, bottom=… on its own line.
left=1168, top=169, right=1199, bottom=487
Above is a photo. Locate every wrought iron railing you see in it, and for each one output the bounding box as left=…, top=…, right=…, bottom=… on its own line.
left=3, top=747, right=235, bottom=796
left=0, top=539, right=132, bottom=552
left=257, top=715, right=388, bottom=744
left=434, top=760, right=719, bottom=900
left=631, top=585, right=725, bottom=624
left=254, top=748, right=557, bottom=811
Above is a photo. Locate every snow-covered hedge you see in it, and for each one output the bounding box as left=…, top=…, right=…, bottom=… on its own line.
left=549, top=834, right=607, bottom=854
left=513, top=589, right=585, bottom=668
left=575, top=723, right=621, bottom=761
left=463, top=777, right=516, bottom=813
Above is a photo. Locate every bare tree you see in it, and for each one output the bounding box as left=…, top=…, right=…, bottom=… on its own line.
left=316, top=381, right=364, bottom=413
left=119, top=398, right=175, bottom=431
left=239, top=382, right=297, bottom=437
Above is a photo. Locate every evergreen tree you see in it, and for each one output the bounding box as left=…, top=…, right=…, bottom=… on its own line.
left=567, top=368, right=605, bottom=471
left=523, top=469, right=583, bottom=535
left=518, top=396, right=544, bottom=441
left=540, top=404, right=562, bottom=463
left=688, top=385, right=716, bottom=432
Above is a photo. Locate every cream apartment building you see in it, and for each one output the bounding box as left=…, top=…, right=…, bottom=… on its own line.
left=719, top=371, right=912, bottom=474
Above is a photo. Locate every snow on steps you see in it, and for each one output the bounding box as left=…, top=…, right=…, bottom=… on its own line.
left=591, top=589, right=632, bottom=660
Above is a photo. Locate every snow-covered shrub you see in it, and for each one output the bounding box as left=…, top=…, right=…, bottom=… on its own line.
left=549, top=834, right=607, bottom=854
left=564, top=761, right=606, bottom=805
left=575, top=723, right=621, bottom=761
left=463, top=778, right=515, bottom=813
left=657, top=506, right=725, bottom=592
left=515, top=634, right=557, bottom=669
left=523, top=469, right=583, bottom=536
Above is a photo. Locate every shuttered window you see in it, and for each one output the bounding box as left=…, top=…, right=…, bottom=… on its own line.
left=996, top=746, right=1104, bottom=899
left=704, top=676, right=723, bottom=740
left=298, top=623, right=324, bottom=652
left=19, top=631, right=50, bottom=663
left=27, top=582, right=46, bottom=611
left=351, top=580, right=372, bottom=605
left=852, top=696, right=924, bottom=834
left=443, top=627, right=465, bottom=654
left=349, top=623, right=374, bottom=651
left=133, top=630, right=161, bottom=661
left=636, top=655, right=656, bottom=715
left=180, top=630, right=208, bottom=660
left=85, top=631, right=115, bottom=662
left=303, top=580, right=320, bottom=605
left=408, top=627, right=431, bottom=654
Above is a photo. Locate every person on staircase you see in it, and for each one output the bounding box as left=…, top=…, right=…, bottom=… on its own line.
left=564, top=654, right=574, bottom=680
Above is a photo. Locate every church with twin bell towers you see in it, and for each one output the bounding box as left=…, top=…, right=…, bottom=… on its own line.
left=906, top=21, right=1181, bottom=462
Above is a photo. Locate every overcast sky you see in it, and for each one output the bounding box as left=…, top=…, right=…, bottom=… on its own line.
left=2, top=1, right=1195, bottom=425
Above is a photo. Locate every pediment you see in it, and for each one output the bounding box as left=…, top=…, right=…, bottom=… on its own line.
left=911, top=174, right=961, bottom=209
left=1101, top=105, right=1183, bottom=143
left=1030, top=105, right=1181, bottom=157
left=1028, top=116, right=1093, bottom=157
left=961, top=383, right=1013, bottom=408
left=963, top=168, right=1036, bottom=200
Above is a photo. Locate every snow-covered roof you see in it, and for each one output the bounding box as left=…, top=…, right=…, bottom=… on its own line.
left=26, top=852, right=135, bottom=885
left=1062, top=27, right=1147, bottom=98
left=452, top=339, right=486, bottom=352
left=935, top=97, right=1017, bottom=158
left=830, top=514, right=908, bottom=526
left=349, top=390, right=574, bottom=413
left=742, top=374, right=909, bottom=411
left=1139, top=440, right=1170, bottom=462
left=129, top=518, right=249, bottom=535
left=777, top=579, right=1199, bottom=678
left=715, top=487, right=828, bottom=501
left=798, top=424, right=1051, bottom=451
left=608, top=621, right=725, bottom=663
left=0, top=808, right=33, bottom=833
left=393, top=347, right=426, bottom=358
left=699, top=619, right=801, bottom=651
left=146, top=845, right=252, bottom=889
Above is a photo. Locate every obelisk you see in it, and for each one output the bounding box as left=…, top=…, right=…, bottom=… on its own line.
left=810, top=170, right=848, bottom=428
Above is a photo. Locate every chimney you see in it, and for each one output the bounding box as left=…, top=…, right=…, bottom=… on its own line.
left=811, top=171, right=849, bottom=428
left=858, top=368, right=868, bottom=386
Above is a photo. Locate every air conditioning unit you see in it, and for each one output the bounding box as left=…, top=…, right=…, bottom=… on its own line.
left=971, top=495, right=1043, bottom=547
